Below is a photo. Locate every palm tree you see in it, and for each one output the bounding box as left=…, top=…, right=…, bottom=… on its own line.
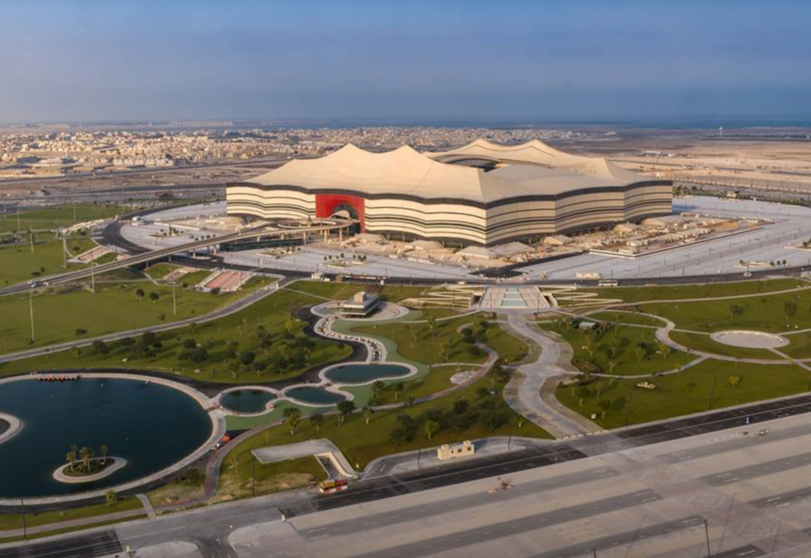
left=310, top=413, right=324, bottom=433
left=66, top=448, right=77, bottom=472
left=100, top=444, right=109, bottom=465
left=79, top=446, right=93, bottom=472
left=362, top=406, right=374, bottom=425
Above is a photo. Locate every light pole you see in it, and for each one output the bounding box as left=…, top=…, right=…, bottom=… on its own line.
left=28, top=288, right=35, bottom=343
left=20, top=497, right=27, bottom=542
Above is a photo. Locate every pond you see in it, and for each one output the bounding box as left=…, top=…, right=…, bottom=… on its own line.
left=220, top=389, right=277, bottom=414
left=0, top=378, right=212, bottom=498
left=323, top=363, right=413, bottom=385
left=284, top=387, right=347, bottom=406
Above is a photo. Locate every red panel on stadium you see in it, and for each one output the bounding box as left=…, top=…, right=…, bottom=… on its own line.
left=315, top=194, right=365, bottom=231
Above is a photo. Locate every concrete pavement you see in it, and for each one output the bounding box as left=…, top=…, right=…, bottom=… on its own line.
left=502, top=313, right=601, bottom=437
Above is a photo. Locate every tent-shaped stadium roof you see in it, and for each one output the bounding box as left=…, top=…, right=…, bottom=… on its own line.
left=245, top=140, right=648, bottom=203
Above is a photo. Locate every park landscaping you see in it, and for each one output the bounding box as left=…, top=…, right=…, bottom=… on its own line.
left=0, top=281, right=432, bottom=384
left=0, top=204, right=128, bottom=234
left=588, top=278, right=802, bottom=304
left=0, top=236, right=98, bottom=286
left=0, top=496, right=142, bottom=543
left=0, top=273, right=272, bottom=355
left=352, top=315, right=528, bottom=368
left=216, top=456, right=326, bottom=502
left=668, top=330, right=783, bottom=360
left=222, top=371, right=550, bottom=482
left=556, top=359, right=811, bottom=429
left=541, top=319, right=695, bottom=377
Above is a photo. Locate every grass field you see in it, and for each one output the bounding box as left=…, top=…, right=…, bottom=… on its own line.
left=0, top=276, right=272, bottom=355
left=589, top=278, right=802, bottom=304
left=0, top=282, right=422, bottom=383
left=0, top=496, right=141, bottom=535
left=556, top=359, right=811, bottom=429
left=223, top=373, right=550, bottom=476
left=0, top=204, right=127, bottom=234
left=353, top=315, right=527, bottom=367
left=638, top=287, right=811, bottom=333
left=587, top=311, right=665, bottom=327
left=0, top=236, right=97, bottom=286
left=541, top=321, right=694, bottom=376
left=369, top=365, right=472, bottom=406
left=668, top=330, right=783, bottom=360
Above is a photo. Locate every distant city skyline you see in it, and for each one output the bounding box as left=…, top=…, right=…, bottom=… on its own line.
left=1, top=0, right=810, bottom=123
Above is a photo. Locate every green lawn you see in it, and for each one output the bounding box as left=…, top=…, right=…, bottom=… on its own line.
left=0, top=204, right=127, bottom=233
left=0, top=283, right=402, bottom=383
left=0, top=236, right=97, bottom=286
left=779, top=332, right=811, bottom=360
left=541, top=321, right=694, bottom=376
left=556, top=359, right=811, bottom=429
left=588, top=278, right=802, bottom=304
left=668, top=330, right=784, bottom=360
left=638, top=288, right=811, bottom=333
left=369, top=365, right=472, bottom=406
left=587, top=311, right=665, bottom=328
left=223, top=374, right=550, bottom=475
left=353, top=316, right=527, bottom=367
left=0, top=496, right=141, bottom=534
left=0, top=276, right=272, bottom=355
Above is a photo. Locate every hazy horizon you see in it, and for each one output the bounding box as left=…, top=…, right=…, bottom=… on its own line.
left=2, top=0, right=810, bottom=123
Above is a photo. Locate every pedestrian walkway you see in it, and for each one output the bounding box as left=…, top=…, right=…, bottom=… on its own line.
left=501, top=313, right=601, bottom=438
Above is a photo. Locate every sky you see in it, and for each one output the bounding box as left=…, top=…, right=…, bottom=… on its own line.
left=1, top=0, right=810, bottom=124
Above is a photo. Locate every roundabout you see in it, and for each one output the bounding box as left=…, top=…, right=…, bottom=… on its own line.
left=710, top=330, right=789, bottom=349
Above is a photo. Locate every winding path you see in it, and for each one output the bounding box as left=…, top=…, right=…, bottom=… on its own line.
left=501, top=313, right=602, bottom=437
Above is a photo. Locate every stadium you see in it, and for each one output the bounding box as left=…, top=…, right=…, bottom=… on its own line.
left=226, top=139, right=672, bottom=246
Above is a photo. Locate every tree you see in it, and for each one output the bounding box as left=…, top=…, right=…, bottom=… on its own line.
left=423, top=419, right=440, bottom=440
left=135, top=288, right=145, bottom=301
left=453, top=399, right=469, bottom=415
left=310, top=413, right=324, bottom=433
left=284, top=408, right=302, bottom=435
left=105, top=490, right=118, bottom=508
left=405, top=395, right=416, bottom=407
left=183, top=338, right=197, bottom=350
left=785, top=301, right=798, bottom=320
left=362, top=406, right=375, bottom=425
left=100, top=444, right=109, bottom=465
left=439, top=340, right=451, bottom=362
left=337, top=400, right=356, bottom=425
left=371, top=380, right=385, bottom=399
left=79, top=446, right=93, bottom=471
left=597, top=399, right=612, bottom=418
left=393, top=382, right=404, bottom=401
left=75, top=328, right=88, bottom=337
left=92, top=340, right=110, bottom=355
left=148, top=292, right=160, bottom=304
left=728, top=375, right=742, bottom=389
left=66, top=446, right=77, bottom=472
left=239, top=351, right=257, bottom=367
left=633, top=345, right=646, bottom=363
left=729, top=305, right=745, bottom=319
left=658, top=344, right=671, bottom=360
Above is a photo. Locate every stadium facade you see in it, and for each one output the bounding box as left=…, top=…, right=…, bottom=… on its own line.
left=227, top=139, right=672, bottom=246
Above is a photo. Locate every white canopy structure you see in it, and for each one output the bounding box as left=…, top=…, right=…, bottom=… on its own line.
left=228, top=139, right=672, bottom=246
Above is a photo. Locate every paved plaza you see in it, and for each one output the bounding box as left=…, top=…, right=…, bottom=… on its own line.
left=117, top=197, right=811, bottom=282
